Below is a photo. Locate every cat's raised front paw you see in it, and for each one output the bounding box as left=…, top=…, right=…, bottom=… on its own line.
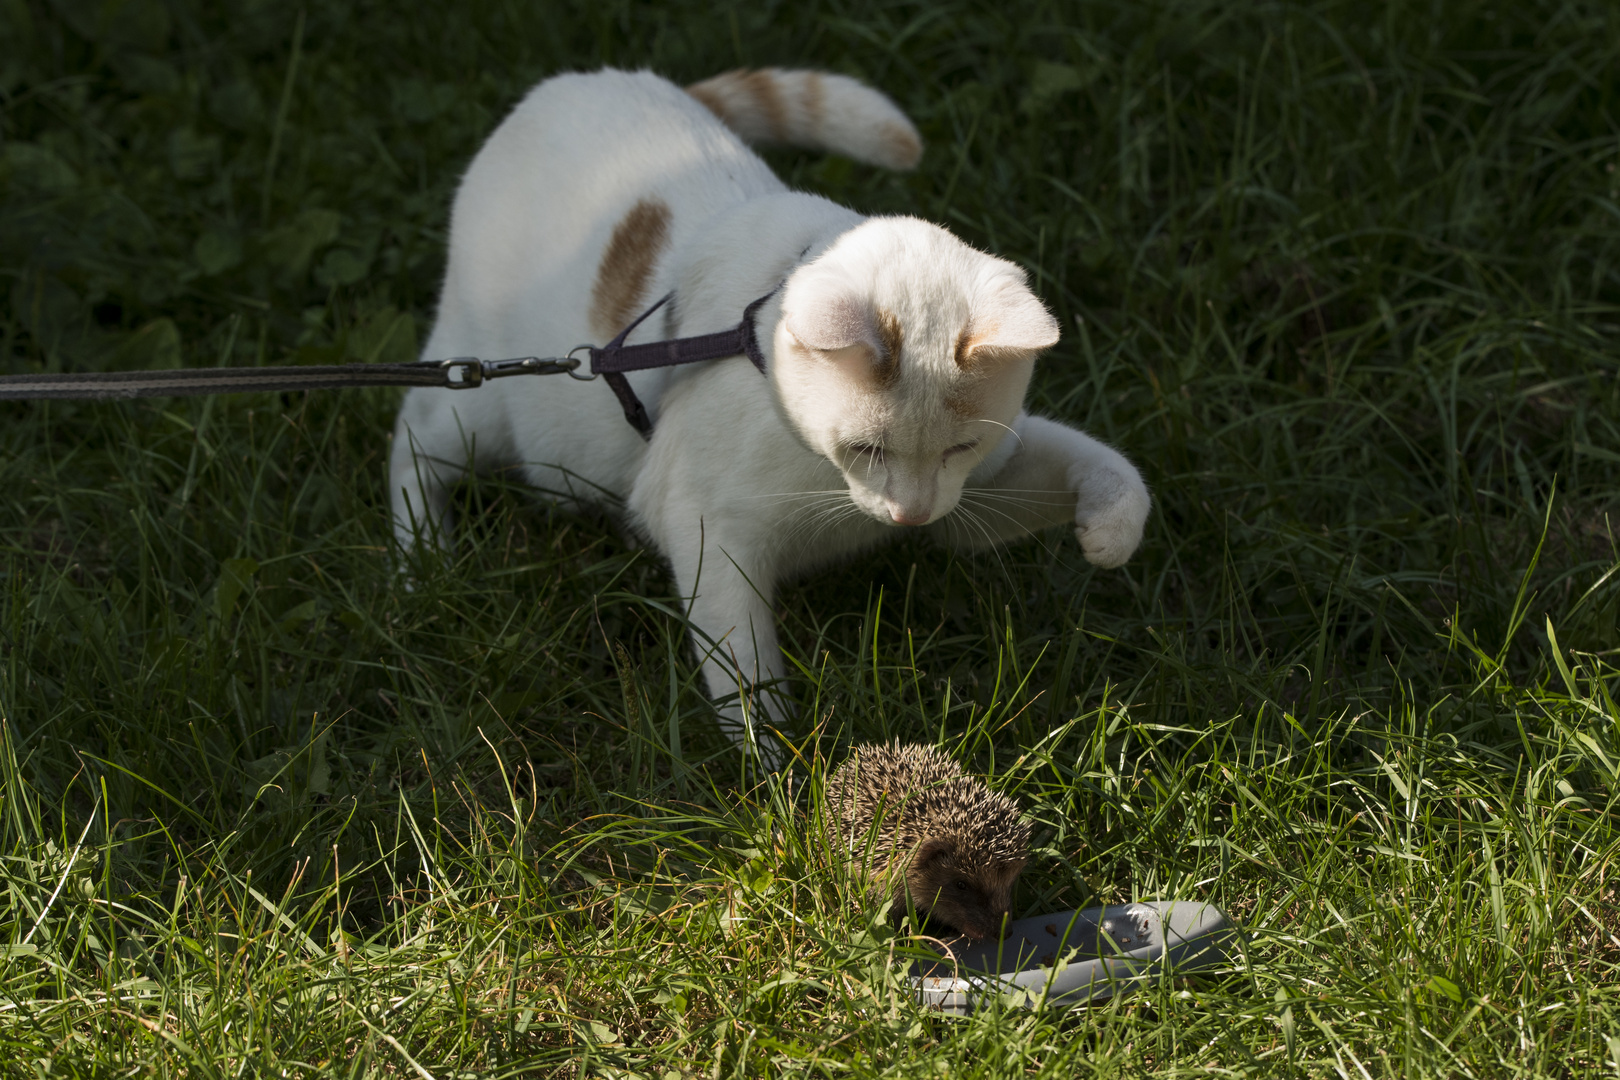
left=1072, top=467, right=1151, bottom=569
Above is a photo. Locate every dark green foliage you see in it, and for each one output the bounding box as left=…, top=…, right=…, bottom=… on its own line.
left=1, top=0, right=1618, bottom=1074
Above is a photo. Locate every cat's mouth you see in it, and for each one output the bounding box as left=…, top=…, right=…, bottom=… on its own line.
left=845, top=486, right=949, bottom=527
left=841, top=467, right=947, bottom=527
left=886, top=504, right=933, bottom=527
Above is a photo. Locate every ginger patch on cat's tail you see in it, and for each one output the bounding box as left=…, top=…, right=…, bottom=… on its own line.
left=687, top=68, right=923, bottom=171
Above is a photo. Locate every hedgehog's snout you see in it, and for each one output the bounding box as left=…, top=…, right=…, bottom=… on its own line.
left=959, top=900, right=1016, bottom=941
left=937, top=898, right=1007, bottom=941
left=907, top=860, right=1017, bottom=940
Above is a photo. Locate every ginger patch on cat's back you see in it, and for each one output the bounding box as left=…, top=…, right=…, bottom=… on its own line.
left=590, top=198, right=672, bottom=339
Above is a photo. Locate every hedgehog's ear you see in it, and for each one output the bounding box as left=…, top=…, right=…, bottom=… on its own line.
left=915, top=838, right=954, bottom=867
left=991, top=857, right=1027, bottom=887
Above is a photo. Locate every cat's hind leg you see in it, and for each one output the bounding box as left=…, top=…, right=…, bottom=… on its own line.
left=389, top=391, right=485, bottom=553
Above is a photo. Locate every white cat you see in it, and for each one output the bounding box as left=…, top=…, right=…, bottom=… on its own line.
left=390, top=68, right=1151, bottom=760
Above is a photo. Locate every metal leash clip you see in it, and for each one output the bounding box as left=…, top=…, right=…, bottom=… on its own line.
left=437, top=349, right=596, bottom=389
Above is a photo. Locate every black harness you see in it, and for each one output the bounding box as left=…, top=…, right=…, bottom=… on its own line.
left=587, top=288, right=776, bottom=439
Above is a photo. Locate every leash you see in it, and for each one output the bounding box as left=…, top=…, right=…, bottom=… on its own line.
left=0, top=355, right=590, bottom=400
left=0, top=288, right=778, bottom=439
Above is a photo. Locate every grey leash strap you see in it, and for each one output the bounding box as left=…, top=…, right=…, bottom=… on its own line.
left=0, top=285, right=772, bottom=422
left=0, top=354, right=591, bottom=401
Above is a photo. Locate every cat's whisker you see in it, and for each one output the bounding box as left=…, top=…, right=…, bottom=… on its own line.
left=961, top=489, right=1063, bottom=504
left=967, top=418, right=1025, bottom=449
left=780, top=495, right=857, bottom=545
left=780, top=499, right=861, bottom=549
left=955, top=494, right=1066, bottom=563
left=784, top=501, right=861, bottom=544
left=782, top=504, right=836, bottom=548
left=975, top=513, right=1025, bottom=588
left=765, top=494, right=861, bottom=539
left=778, top=499, right=860, bottom=523
left=795, top=503, right=869, bottom=556
left=960, top=489, right=1071, bottom=513
left=959, top=495, right=1036, bottom=531
left=764, top=503, right=858, bottom=529
left=946, top=503, right=1017, bottom=588
left=959, top=494, right=1078, bottom=561
left=740, top=489, right=855, bottom=501
left=959, top=496, right=1051, bottom=535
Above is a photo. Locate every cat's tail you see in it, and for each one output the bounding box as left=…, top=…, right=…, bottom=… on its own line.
left=686, top=68, right=923, bottom=171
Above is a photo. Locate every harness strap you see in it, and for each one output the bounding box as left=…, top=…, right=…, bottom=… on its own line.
left=589, top=289, right=776, bottom=439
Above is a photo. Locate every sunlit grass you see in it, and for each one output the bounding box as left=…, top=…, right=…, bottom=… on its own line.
left=2, top=0, right=1619, bottom=1074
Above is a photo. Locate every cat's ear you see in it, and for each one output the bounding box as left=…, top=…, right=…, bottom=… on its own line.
left=959, top=281, right=1060, bottom=368
left=784, top=289, right=899, bottom=386
left=784, top=289, right=872, bottom=352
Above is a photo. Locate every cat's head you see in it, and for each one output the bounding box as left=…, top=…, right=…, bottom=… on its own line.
left=773, top=217, right=1059, bottom=527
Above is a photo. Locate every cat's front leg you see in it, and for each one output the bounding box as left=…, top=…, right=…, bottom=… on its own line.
left=937, top=412, right=1150, bottom=567
left=663, top=533, right=790, bottom=764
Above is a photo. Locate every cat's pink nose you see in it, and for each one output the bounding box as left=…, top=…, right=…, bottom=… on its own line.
left=889, top=506, right=930, bottom=526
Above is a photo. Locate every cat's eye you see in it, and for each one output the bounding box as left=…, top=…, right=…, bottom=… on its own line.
left=945, top=441, right=979, bottom=457
left=847, top=442, right=882, bottom=458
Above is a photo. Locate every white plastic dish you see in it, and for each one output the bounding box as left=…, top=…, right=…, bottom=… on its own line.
left=911, top=900, right=1238, bottom=1014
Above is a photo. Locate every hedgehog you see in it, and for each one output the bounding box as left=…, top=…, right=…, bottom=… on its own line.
left=826, top=742, right=1030, bottom=940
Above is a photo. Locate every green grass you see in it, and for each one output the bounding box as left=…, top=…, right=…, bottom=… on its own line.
left=3, top=0, right=1619, bottom=1074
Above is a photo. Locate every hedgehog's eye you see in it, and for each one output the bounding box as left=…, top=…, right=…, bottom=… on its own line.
left=954, top=879, right=972, bottom=892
